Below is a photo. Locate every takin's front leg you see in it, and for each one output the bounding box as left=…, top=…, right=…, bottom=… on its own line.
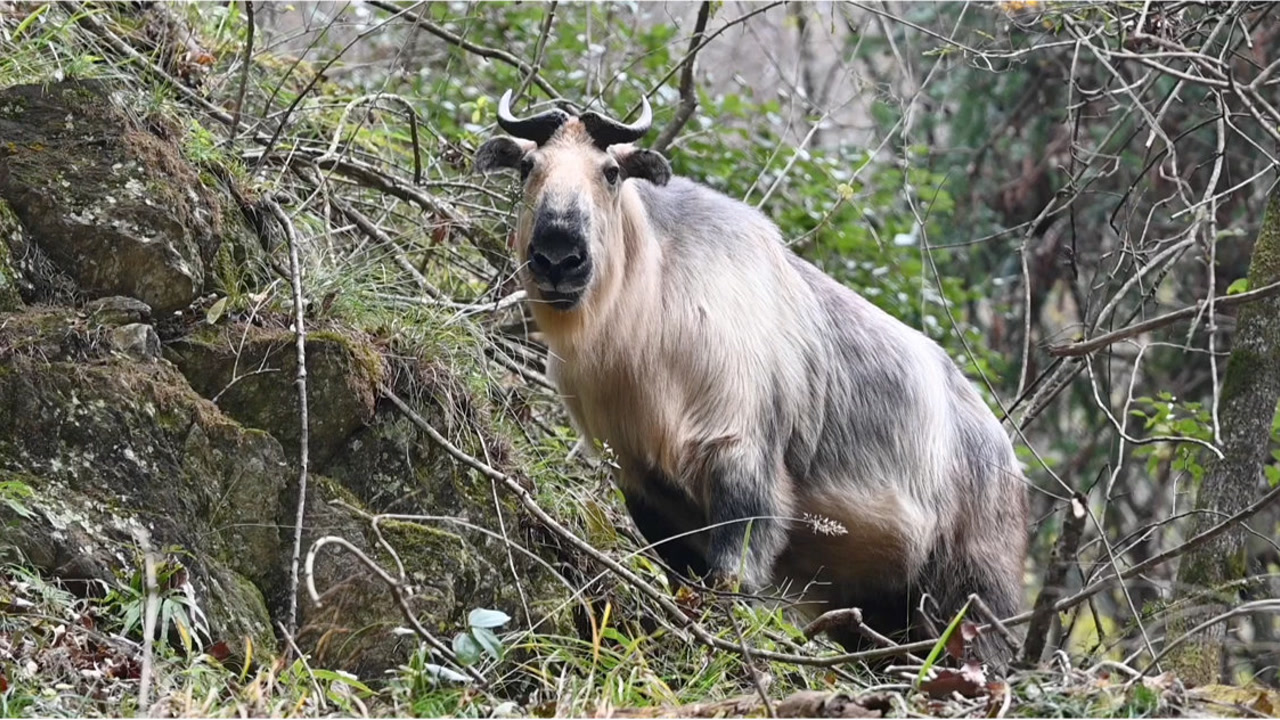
left=692, top=438, right=791, bottom=594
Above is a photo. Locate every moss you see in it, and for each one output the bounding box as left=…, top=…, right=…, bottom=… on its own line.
left=1169, top=184, right=1280, bottom=686
left=1247, top=190, right=1280, bottom=285
left=0, top=308, right=290, bottom=653
left=310, top=328, right=387, bottom=392
left=376, top=519, right=469, bottom=580
left=164, top=323, right=384, bottom=469
left=121, top=128, right=222, bottom=251
left=198, top=563, right=279, bottom=661
left=0, top=80, right=214, bottom=311
left=314, top=472, right=363, bottom=508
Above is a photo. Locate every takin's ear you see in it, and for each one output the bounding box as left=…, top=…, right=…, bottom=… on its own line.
left=474, top=136, right=535, bottom=174
left=610, top=144, right=672, bottom=187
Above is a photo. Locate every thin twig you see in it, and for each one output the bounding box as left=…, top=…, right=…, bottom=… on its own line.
left=229, top=0, right=254, bottom=149
left=275, top=621, right=327, bottom=711
left=381, top=385, right=948, bottom=667
left=366, top=0, right=561, bottom=100
left=71, top=5, right=234, bottom=125
left=1005, top=481, right=1280, bottom=627
left=303, top=535, right=488, bottom=686
left=1021, top=494, right=1087, bottom=666
left=266, top=199, right=311, bottom=635
left=632, top=2, right=786, bottom=119
left=802, top=607, right=926, bottom=664
left=967, top=595, right=1022, bottom=657
left=1137, top=600, right=1280, bottom=679
left=134, top=527, right=158, bottom=717
left=323, top=94, right=425, bottom=186
left=727, top=610, right=775, bottom=719
left=513, top=2, right=557, bottom=104
left=252, top=16, right=402, bottom=175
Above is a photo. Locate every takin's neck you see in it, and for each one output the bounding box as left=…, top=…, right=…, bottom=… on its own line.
left=530, top=183, right=662, bottom=362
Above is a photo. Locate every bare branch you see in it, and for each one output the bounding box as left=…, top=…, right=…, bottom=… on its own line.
left=229, top=0, right=254, bottom=149
left=652, top=2, right=712, bottom=154
left=1048, top=280, right=1280, bottom=357
left=303, top=534, right=486, bottom=686
left=366, top=0, right=561, bottom=101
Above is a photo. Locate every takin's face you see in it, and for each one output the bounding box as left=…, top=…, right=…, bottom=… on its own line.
left=476, top=120, right=670, bottom=311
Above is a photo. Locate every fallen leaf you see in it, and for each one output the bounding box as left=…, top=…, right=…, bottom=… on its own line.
left=919, top=661, right=987, bottom=699
left=208, top=640, right=231, bottom=663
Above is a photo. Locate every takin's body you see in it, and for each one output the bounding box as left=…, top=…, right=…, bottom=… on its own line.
left=540, top=176, right=1028, bottom=655
left=475, top=95, right=1028, bottom=661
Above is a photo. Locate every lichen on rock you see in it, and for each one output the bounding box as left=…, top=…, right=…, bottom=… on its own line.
left=0, top=80, right=221, bottom=313
left=0, top=309, right=287, bottom=655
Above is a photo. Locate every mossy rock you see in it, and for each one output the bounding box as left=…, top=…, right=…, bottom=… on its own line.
left=317, top=371, right=574, bottom=665
left=0, top=199, right=22, bottom=312
left=0, top=80, right=219, bottom=313
left=290, top=472, right=563, bottom=679
left=291, top=477, right=481, bottom=677
left=1, top=306, right=573, bottom=680
left=0, top=308, right=288, bottom=655
left=201, top=169, right=271, bottom=298
left=164, top=323, right=384, bottom=469
left=0, top=196, right=76, bottom=307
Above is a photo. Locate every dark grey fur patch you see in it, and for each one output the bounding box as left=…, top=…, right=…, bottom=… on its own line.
left=474, top=136, right=527, bottom=173
left=620, top=149, right=671, bottom=186
left=623, top=465, right=710, bottom=581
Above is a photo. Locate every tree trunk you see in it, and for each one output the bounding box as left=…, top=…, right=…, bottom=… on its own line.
left=1168, top=179, right=1280, bottom=685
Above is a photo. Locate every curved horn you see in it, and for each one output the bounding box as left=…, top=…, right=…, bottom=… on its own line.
left=497, top=89, right=571, bottom=145
left=579, top=95, right=653, bottom=149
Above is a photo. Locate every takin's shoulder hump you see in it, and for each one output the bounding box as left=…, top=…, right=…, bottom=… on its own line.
left=634, top=176, right=782, bottom=254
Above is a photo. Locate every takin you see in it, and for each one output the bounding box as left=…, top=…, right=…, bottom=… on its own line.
left=475, top=90, right=1029, bottom=662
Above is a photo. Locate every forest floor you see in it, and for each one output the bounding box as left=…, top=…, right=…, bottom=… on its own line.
left=4, top=562, right=1279, bottom=718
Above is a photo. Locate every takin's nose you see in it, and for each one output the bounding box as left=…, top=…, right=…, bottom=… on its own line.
left=530, top=246, right=588, bottom=285
left=529, top=226, right=592, bottom=288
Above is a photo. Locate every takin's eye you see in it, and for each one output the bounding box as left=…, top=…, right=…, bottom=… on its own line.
left=602, top=164, right=620, bottom=186
left=519, top=156, right=535, bottom=181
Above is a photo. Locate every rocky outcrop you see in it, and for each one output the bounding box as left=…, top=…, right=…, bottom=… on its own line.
left=0, top=308, right=284, bottom=654
left=0, top=80, right=261, bottom=313
left=0, top=79, right=567, bottom=681
left=165, top=325, right=383, bottom=469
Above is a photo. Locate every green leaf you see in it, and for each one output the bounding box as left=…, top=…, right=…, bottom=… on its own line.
left=916, top=598, right=971, bottom=685
left=453, top=631, right=482, bottom=666
left=0, top=480, right=34, bottom=519
left=1226, top=278, right=1249, bottom=295
left=12, top=4, right=49, bottom=40
left=468, top=608, right=511, bottom=629
left=472, top=627, right=503, bottom=661
left=205, top=296, right=228, bottom=324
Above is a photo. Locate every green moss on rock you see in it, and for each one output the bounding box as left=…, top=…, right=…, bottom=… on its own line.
left=0, top=307, right=288, bottom=656
left=164, top=323, right=384, bottom=469
left=0, top=80, right=221, bottom=312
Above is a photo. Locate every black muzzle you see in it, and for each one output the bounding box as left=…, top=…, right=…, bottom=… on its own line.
left=528, top=205, right=592, bottom=309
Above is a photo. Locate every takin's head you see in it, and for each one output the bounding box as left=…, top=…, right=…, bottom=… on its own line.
left=474, top=90, right=671, bottom=311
